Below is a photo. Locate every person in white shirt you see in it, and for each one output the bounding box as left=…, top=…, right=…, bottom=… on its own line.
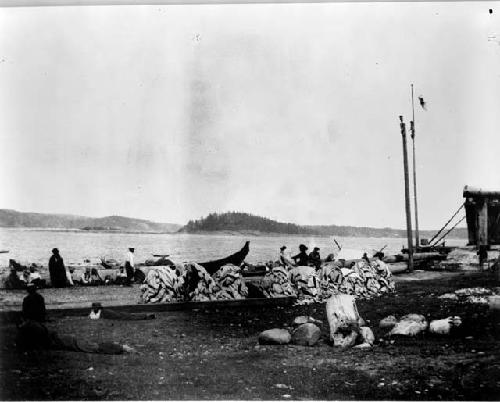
left=279, top=246, right=295, bottom=268
left=26, top=266, right=46, bottom=288
left=124, top=247, right=135, bottom=286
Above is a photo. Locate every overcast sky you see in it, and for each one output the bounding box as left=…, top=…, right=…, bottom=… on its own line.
left=0, top=2, right=499, bottom=228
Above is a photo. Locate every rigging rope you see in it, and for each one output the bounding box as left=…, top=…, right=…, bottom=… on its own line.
left=428, top=203, right=465, bottom=245
left=431, top=215, right=466, bottom=246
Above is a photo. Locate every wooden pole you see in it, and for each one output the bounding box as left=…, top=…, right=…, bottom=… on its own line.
left=400, top=116, right=414, bottom=272
left=410, top=84, right=420, bottom=249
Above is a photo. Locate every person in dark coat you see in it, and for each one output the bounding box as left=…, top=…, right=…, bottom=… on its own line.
left=5, top=268, right=25, bottom=289
left=22, top=283, right=46, bottom=323
left=292, top=244, right=309, bottom=266
left=49, top=248, right=68, bottom=288
left=308, top=247, right=322, bottom=269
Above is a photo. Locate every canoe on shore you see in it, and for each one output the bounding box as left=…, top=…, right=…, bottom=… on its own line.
left=199, top=241, right=250, bottom=275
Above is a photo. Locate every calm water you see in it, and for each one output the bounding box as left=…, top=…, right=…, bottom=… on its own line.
left=0, top=228, right=466, bottom=268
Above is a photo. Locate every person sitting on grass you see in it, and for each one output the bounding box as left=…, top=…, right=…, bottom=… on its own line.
left=79, top=267, right=92, bottom=285
left=79, top=268, right=104, bottom=286
left=5, top=268, right=26, bottom=290
left=22, top=283, right=46, bottom=323
left=28, top=266, right=46, bottom=288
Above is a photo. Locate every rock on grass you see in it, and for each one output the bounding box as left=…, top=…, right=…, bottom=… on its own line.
left=291, top=323, right=321, bottom=346
left=258, top=329, right=291, bottom=345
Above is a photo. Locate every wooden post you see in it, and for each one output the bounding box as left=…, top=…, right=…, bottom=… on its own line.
left=400, top=116, right=414, bottom=272
left=477, top=197, right=489, bottom=247
left=410, top=84, right=420, bottom=249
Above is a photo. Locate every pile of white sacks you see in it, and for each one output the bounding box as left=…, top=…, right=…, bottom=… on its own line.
left=140, top=263, right=248, bottom=303
left=258, top=258, right=395, bottom=305
left=141, top=257, right=395, bottom=305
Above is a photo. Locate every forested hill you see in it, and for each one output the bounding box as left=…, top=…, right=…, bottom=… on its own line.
left=180, top=212, right=318, bottom=235
left=179, top=211, right=468, bottom=239
left=0, top=209, right=181, bottom=233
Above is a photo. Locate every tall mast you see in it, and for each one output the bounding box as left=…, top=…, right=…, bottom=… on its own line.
left=400, top=116, right=414, bottom=272
left=410, top=84, right=420, bottom=249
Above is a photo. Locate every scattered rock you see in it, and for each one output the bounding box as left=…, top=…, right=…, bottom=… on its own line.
left=258, top=329, right=291, bottom=345
left=438, top=293, right=458, bottom=300
left=291, top=323, right=321, bottom=346
left=389, top=314, right=428, bottom=336
left=353, top=342, right=372, bottom=349
left=122, top=344, right=138, bottom=354
left=332, top=328, right=358, bottom=348
left=359, top=326, right=375, bottom=345
left=429, top=316, right=462, bottom=335
left=379, top=315, right=398, bottom=329
left=292, top=315, right=323, bottom=326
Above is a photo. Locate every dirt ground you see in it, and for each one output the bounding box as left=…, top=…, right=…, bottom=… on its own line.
left=1, top=271, right=500, bottom=400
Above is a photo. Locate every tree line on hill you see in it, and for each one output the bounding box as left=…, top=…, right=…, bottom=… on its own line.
left=180, top=212, right=318, bottom=235
left=0, top=209, right=468, bottom=239
left=179, top=212, right=468, bottom=239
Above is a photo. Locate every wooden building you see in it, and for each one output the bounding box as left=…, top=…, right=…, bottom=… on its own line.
left=463, top=186, right=500, bottom=246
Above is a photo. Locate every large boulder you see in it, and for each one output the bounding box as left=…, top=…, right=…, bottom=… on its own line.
left=258, top=329, right=292, bottom=345
left=291, top=323, right=321, bottom=346
left=389, top=314, right=428, bottom=336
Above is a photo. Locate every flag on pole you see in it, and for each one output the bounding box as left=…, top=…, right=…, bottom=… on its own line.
left=418, top=96, right=427, bottom=110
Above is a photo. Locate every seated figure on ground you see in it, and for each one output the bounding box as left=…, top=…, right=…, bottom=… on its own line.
left=28, top=266, right=46, bottom=288
left=22, top=283, right=46, bottom=323
left=5, top=268, right=26, bottom=289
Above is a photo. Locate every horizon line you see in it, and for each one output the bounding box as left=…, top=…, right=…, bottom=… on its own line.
left=0, top=207, right=468, bottom=232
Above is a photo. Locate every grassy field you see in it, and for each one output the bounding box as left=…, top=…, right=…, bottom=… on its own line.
left=1, top=271, right=500, bottom=400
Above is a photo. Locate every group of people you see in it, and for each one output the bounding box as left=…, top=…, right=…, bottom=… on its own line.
left=5, top=262, right=46, bottom=290
left=6, top=247, right=140, bottom=290
left=50, top=247, right=139, bottom=287
left=278, top=244, right=323, bottom=270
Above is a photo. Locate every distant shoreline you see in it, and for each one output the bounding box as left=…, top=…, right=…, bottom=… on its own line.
left=0, top=226, right=466, bottom=240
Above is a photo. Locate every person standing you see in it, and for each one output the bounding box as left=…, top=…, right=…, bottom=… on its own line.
left=124, top=247, right=135, bottom=286
left=49, top=248, right=68, bottom=288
